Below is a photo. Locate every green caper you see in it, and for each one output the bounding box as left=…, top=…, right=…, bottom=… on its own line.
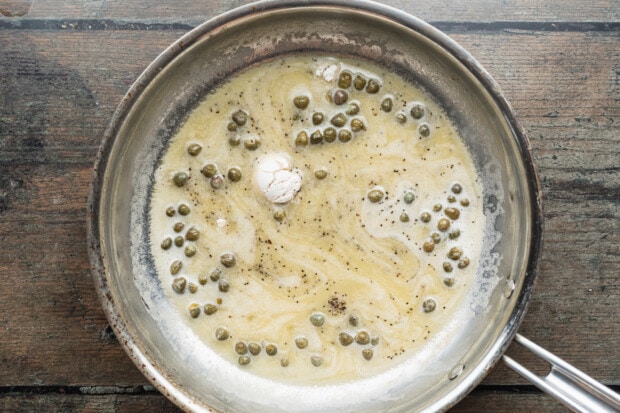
left=350, top=118, right=365, bottom=132
left=185, top=244, right=197, bottom=257
left=460, top=199, right=470, bottom=207
left=420, top=212, right=431, bottom=223
left=419, top=123, right=431, bottom=137
left=367, top=188, right=385, bottom=203
left=365, top=79, right=380, bottom=94
left=178, top=203, right=190, bottom=216
left=210, top=268, right=222, bottom=282
left=311, top=355, right=323, bottom=367
left=333, top=89, right=348, bottom=105
left=280, top=358, right=289, bottom=367
left=187, top=143, right=202, bottom=156
left=410, top=104, right=425, bottom=119
left=198, top=273, right=208, bottom=285
left=458, top=257, right=470, bottom=269
left=172, top=277, right=186, bottom=294
left=228, top=135, right=241, bottom=146
left=431, top=232, right=441, bottom=244
left=403, top=191, right=415, bottom=204
left=449, top=229, right=461, bottom=240
left=173, top=222, right=184, bottom=233
left=444, top=276, right=455, bottom=287
left=248, top=342, right=261, bottom=356
left=356, top=330, right=370, bottom=345
left=338, top=71, right=352, bottom=88
left=188, top=303, right=201, bottom=318
left=445, top=207, right=460, bottom=220
left=423, top=241, right=435, bottom=253
left=362, top=348, right=373, bottom=361
left=235, top=341, right=248, bottom=355
left=185, top=227, right=200, bottom=241
left=218, top=280, right=230, bottom=293
left=161, top=237, right=172, bottom=250
left=220, top=253, right=235, bottom=268
left=452, top=183, right=463, bottom=194
left=293, top=95, right=310, bottom=109
left=423, top=298, right=436, bottom=313
left=371, top=337, right=379, bottom=346
left=345, top=102, right=360, bottom=115
left=295, top=337, right=309, bottom=349
left=433, top=203, right=442, bottom=212
left=310, top=130, right=323, bottom=145
left=437, top=218, right=450, bottom=232
left=188, top=283, right=198, bottom=294
left=339, top=331, right=354, bottom=346
left=381, top=97, right=393, bottom=112
left=265, top=344, right=278, bottom=356
left=395, top=112, right=407, bottom=124
left=399, top=212, right=410, bottom=223
left=310, top=313, right=325, bottom=327
left=227, top=121, right=238, bottom=132
left=165, top=206, right=176, bottom=217
left=273, top=210, right=286, bottom=222
left=243, top=137, right=260, bottom=150
left=447, top=195, right=456, bottom=203
left=323, top=127, right=337, bottom=142
left=295, top=130, right=309, bottom=147
left=173, top=171, right=189, bottom=187
left=330, top=113, right=347, bottom=127
left=201, top=163, right=217, bottom=178
left=211, top=175, right=225, bottom=190
left=443, top=262, right=453, bottom=273
left=448, top=247, right=463, bottom=261
left=215, top=327, right=229, bottom=341
left=204, top=303, right=218, bottom=315
left=338, top=128, right=352, bottom=142
left=349, top=315, right=359, bottom=327
left=170, top=260, right=182, bottom=275
left=353, top=74, right=367, bottom=90
left=314, top=169, right=328, bottom=180
left=312, top=112, right=324, bottom=125
left=174, top=236, right=184, bottom=247
left=227, top=167, right=242, bottom=182
left=238, top=355, right=251, bottom=366
left=231, top=109, right=248, bottom=126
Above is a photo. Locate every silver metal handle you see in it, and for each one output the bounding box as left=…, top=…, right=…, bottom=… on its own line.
left=503, top=334, right=620, bottom=412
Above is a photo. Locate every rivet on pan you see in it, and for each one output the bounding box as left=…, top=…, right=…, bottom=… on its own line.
left=448, top=363, right=465, bottom=380
left=503, top=279, right=516, bottom=299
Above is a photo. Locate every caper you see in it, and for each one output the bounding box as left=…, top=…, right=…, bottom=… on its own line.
left=447, top=247, right=462, bottom=261
left=238, top=355, right=251, bottom=366
left=295, top=337, right=309, bottom=349
left=423, top=298, right=436, bottom=313
left=265, top=344, right=278, bottom=356
left=330, top=112, right=347, bottom=127
left=339, top=331, right=354, bottom=346
left=177, top=204, right=189, bottom=216
left=323, top=127, right=337, bottom=142
left=210, top=175, right=224, bottom=189
left=312, top=112, right=324, bottom=125
left=458, top=257, right=470, bottom=269
left=422, top=241, right=435, bottom=253
left=295, top=130, right=309, bottom=147
left=218, top=280, right=230, bottom=293
left=437, top=218, right=450, bottom=232
left=362, top=349, right=373, bottom=361
left=173, top=222, right=184, bottom=233
left=165, top=206, right=176, bottom=217
left=381, top=97, right=393, bottom=112
left=367, top=188, right=385, bottom=203
left=395, top=112, right=407, bottom=124
left=365, top=79, right=380, bottom=94
left=349, top=315, right=359, bottom=326
left=173, top=171, right=189, bottom=187
left=201, top=163, right=217, bottom=178
left=227, top=167, right=242, bottom=182
left=311, top=355, right=323, bottom=367
left=333, top=89, right=348, bottom=105
left=210, top=268, right=222, bottom=282
left=338, top=71, right=352, bottom=88
left=235, top=341, right=248, bottom=355
left=204, top=303, right=218, bottom=315
left=419, top=123, right=431, bottom=137
left=198, top=273, right=208, bottom=285
left=172, top=277, right=186, bottom=294
left=443, top=276, right=455, bottom=287
left=185, top=244, right=197, bottom=257
left=188, top=283, right=198, bottom=294
left=220, top=252, right=236, bottom=268
left=353, top=74, right=367, bottom=90
left=371, top=337, right=380, bottom=346
left=420, top=212, right=431, bottom=223
left=449, top=229, right=461, bottom=240
left=338, top=128, right=352, bottom=142
left=410, top=104, right=425, bottom=119
left=447, top=195, right=456, bottom=204
left=227, top=121, right=238, bottom=132
left=403, top=191, right=415, bottom=204
left=231, top=109, right=248, bottom=126
left=310, top=130, right=323, bottom=145
left=273, top=210, right=286, bottom=222
left=215, top=327, right=229, bottom=341
left=350, top=118, right=365, bottom=132
left=228, top=135, right=241, bottom=146
left=185, top=227, right=200, bottom=241
left=188, top=303, right=201, bottom=318
left=314, top=169, right=328, bottom=180
left=248, top=342, right=261, bottom=355
left=310, top=313, right=325, bottom=327
left=170, top=260, right=182, bottom=275
left=161, top=237, right=172, bottom=250
left=431, top=232, right=441, bottom=244
left=280, top=358, right=289, bottom=367
left=445, top=207, right=460, bottom=220
left=399, top=212, right=410, bottom=223
left=243, top=137, right=260, bottom=150
left=293, top=95, right=310, bottom=109
left=460, top=199, right=470, bottom=207
left=174, top=236, right=184, bottom=247
left=443, top=262, right=453, bottom=273
left=187, top=143, right=202, bottom=156
left=451, top=183, right=463, bottom=194
left=433, top=203, right=442, bottom=212
left=345, top=102, right=360, bottom=116
left=356, top=330, right=370, bottom=345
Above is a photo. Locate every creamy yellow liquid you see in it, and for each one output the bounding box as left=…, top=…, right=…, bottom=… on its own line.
left=150, top=56, right=483, bottom=384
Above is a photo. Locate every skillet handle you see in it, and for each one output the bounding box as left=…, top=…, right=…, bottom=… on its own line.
left=502, top=334, right=620, bottom=412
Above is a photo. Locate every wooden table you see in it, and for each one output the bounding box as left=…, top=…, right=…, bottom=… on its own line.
left=1, top=1, right=618, bottom=411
